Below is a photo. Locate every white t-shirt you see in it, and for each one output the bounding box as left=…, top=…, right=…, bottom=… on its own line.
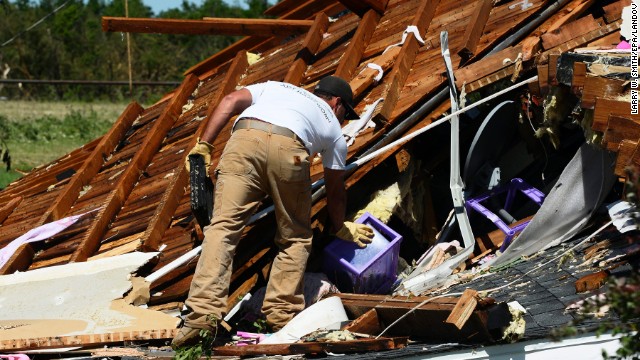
left=237, top=81, right=347, bottom=170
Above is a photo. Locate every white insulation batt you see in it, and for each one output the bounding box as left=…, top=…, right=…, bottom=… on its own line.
left=0, top=252, right=179, bottom=341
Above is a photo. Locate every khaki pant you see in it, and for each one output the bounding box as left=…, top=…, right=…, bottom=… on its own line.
left=185, top=127, right=312, bottom=332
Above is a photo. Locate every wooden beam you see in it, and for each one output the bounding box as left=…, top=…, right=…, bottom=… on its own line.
left=342, top=308, right=382, bottom=334
left=101, top=16, right=313, bottom=37
left=142, top=52, right=249, bottom=251
left=0, top=196, right=22, bottom=224
left=458, top=0, right=493, bottom=59
left=541, top=14, right=600, bottom=50
left=0, top=242, right=34, bottom=275
left=337, top=0, right=389, bottom=17
left=184, top=36, right=276, bottom=77
left=41, top=102, right=144, bottom=224
left=575, top=270, right=609, bottom=293
left=603, top=0, right=631, bottom=23
left=581, top=75, right=627, bottom=109
left=546, top=0, right=597, bottom=32
left=284, top=13, right=329, bottom=85
left=0, top=329, right=178, bottom=352
left=70, top=75, right=199, bottom=262
left=445, top=288, right=479, bottom=330
left=571, top=61, right=587, bottom=94
left=335, top=9, right=381, bottom=81
left=377, top=0, right=441, bottom=122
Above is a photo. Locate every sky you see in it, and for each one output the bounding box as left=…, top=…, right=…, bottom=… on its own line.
left=144, top=0, right=247, bottom=14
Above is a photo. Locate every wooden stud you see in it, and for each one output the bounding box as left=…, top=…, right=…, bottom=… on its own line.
left=615, top=140, right=639, bottom=177
left=537, top=64, right=549, bottom=95
left=546, top=0, right=597, bottom=32
left=548, top=53, right=561, bottom=86
left=342, top=308, right=382, bottom=335
left=0, top=242, right=35, bottom=275
left=458, top=0, right=493, bottom=59
left=70, top=75, right=199, bottom=262
left=142, top=52, right=249, bottom=251
left=335, top=9, right=381, bottom=81
left=604, top=115, right=640, bottom=151
left=351, top=46, right=401, bottom=98
left=102, top=17, right=313, bottom=37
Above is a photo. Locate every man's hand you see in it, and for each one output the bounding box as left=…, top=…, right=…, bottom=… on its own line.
left=185, top=139, right=214, bottom=174
left=336, top=221, right=374, bottom=248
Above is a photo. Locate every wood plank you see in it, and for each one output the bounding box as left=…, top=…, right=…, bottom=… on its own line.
left=337, top=0, right=390, bottom=17
left=537, top=19, right=622, bottom=64
left=541, top=14, right=600, bottom=50
left=0, top=196, right=22, bottom=224
left=581, top=75, right=627, bottom=109
left=102, top=17, right=313, bottom=37
left=213, top=337, right=409, bottom=356
left=546, top=0, right=597, bottom=32
left=284, top=13, right=329, bottom=85
left=520, top=0, right=597, bottom=60
left=615, top=140, right=638, bottom=177
left=604, top=114, right=640, bottom=150
left=454, top=46, right=522, bottom=89
left=575, top=270, right=609, bottom=293
left=445, top=288, right=478, bottom=330
left=458, top=0, right=493, bottom=59
left=0, top=329, right=178, bottom=351
left=377, top=0, right=441, bottom=122
left=142, top=51, right=249, bottom=251
left=592, top=97, right=637, bottom=132
left=537, top=63, right=549, bottom=95
left=70, top=75, right=199, bottom=262
left=335, top=9, right=381, bottom=81
left=603, top=0, right=631, bottom=23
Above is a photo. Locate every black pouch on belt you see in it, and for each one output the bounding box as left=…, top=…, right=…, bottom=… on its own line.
left=188, top=154, right=213, bottom=229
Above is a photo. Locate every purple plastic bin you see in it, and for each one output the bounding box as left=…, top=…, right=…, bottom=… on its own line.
left=323, top=212, right=403, bottom=294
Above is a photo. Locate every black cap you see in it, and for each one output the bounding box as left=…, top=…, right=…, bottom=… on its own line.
left=314, top=76, right=359, bottom=120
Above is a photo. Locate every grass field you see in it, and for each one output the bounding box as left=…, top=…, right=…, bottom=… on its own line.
left=0, top=100, right=130, bottom=188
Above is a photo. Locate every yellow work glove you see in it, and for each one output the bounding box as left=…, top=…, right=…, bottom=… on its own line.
left=185, top=139, right=214, bottom=174
left=335, top=221, right=375, bottom=248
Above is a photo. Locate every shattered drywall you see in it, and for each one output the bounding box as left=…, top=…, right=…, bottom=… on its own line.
left=0, top=252, right=179, bottom=342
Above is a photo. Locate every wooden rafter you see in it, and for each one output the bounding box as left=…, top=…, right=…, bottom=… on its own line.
left=377, top=0, right=441, bottom=122
left=350, top=46, right=401, bottom=98
left=454, top=46, right=523, bottom=89
left=335, top=9, right=382, bottom=81
left=284, top=13, right=329, bottom=85
left=0, top=196, right=22, bottom=225
left=141, top=51, right=250, bottom=251
left=102, top=17, right=313, bottom=37
left=458, top=0, right=493, bottom=59
left=70, top=75, right=199, bottom=262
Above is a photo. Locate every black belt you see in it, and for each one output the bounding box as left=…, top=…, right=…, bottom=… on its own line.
left=234, top=118, right=299, bottom=141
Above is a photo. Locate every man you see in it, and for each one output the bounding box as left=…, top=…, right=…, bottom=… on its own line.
left=172, top=76, right=375, bottom=347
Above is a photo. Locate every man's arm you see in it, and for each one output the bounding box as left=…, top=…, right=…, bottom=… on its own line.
left=200, top=88, right=253, bottom=144
left=324, top=168, right=347, bottom=232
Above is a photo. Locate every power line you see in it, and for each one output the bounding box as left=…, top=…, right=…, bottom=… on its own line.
left=1, top=0, right=72, bottom=48
left=0, top=79, right=180, bottom=86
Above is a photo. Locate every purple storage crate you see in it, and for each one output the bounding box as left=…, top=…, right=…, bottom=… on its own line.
left=323, top=212, right=403, bottom=294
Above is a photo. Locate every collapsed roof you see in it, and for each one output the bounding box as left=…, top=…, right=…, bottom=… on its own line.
left=0, top=0, right=636, bottom=355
